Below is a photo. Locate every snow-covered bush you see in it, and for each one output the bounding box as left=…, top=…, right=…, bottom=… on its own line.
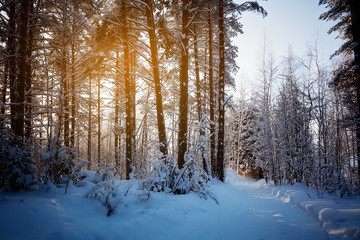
left=84, top=167, right=153, bottom=216
left=141, top=157, right=178, bottom=193
left=84, top=168, right=139, bottom=216
left=0, top=127, right=37, bottom=191
left=140, top=156, right=215, bottom=201
left=172, top=158, right=212, bottom=198
left=313, top=164, right=353, bottom=198
left=96, top=166, right=117, bottom=182
left=74, top=166, right=118, bottom=187
left=85, top=179, right=132, bottom=216
left=41, top=137, right=76, bottom=184
left=85, top=156, right=217, bottom=216
left=70, top=160, right=89, bottom=185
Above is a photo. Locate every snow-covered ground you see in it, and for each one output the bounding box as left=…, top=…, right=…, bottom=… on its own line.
left=0, top=169, right=359, bottom=240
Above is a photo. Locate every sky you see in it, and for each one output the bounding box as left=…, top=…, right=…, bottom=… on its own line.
left=232, top=0, right=342, bottom=98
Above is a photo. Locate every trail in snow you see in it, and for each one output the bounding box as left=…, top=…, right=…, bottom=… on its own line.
left=219, top=170, right=327, bottom=240
left=0, top=169, right=357, bottom=240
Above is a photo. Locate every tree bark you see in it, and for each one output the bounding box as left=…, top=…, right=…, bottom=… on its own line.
left=62, top=2, right=69, bottom=147
left=114, top=53, right=120, bottom=170
left=2, top=58, right=7, bottom=120
left=217, top=0, right=225, bottom=182
left=194, top=22, right=210, bottom=175
left=12, top=0, right=29, bottom=138
left=88, top=75, right=92, bottom=170
left=121, top=0, right=132, bottom=179
left=131, top=52, right=136, bottom=168
left=25, top=0, right=34, bottom=141
left=145, top=0, right=168, bottom=160
left=9, top=1, right=16, bottom=135
left=208, top=4, right=216, bottom=177
left=97, top=75, right=101, bottom=167
left=177, top=0, right=190, bottom=169
left=70, top=14, right=77, bottom=148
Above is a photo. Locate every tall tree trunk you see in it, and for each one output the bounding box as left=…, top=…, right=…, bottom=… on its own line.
left=61, top=52, right=68, bottom=146
left=131, top=52, right=136, bottom=168
left=335, top=90, right=342, bottom=173
left=62, top=3, right=69, bottom=147
left=88, top=75, right=92, bottom=170
left=97, top=75, right=101, bottom=167
left=217, top=0, right=225, bottom=182
left=141, top=89, right=151, bottom=162
left=121, top=0, right=132, bottom=179
left=9, top=1, right=16, bottom=135
left=114, top=53, right=120, bottom=170
left=25, top=0, right=34, bottom=141
left=2, top=58, right=7, bottom=120
left=350, top=0, right=360, bottom=181
left=70, top=22, right=76, bottom=148
left=177, top=0, right=190, bottom=169
left=194, top=23, right=210, bottom=175
left=145, top=0, right=168, bottom=159
left=12, top=0, right=29, bottom=138
left=208, top=5, right=216, bottom=176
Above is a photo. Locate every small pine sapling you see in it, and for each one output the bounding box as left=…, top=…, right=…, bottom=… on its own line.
left=0, top=127, right=37, bottom=191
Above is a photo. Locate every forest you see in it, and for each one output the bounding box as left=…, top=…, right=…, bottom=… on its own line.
left=0, top=0, right=360, bottom=199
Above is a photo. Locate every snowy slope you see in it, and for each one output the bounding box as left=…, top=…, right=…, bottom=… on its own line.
left=0, top=169, right=358, bottom=240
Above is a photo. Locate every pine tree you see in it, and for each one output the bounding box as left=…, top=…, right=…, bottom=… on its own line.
left=319, top=0, right=360, bottom=184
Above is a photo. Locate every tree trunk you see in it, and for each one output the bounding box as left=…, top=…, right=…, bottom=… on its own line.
left=97, top=75, right=101, bottom=167
left=70, top=22, right=76, bottom=148
left=145, top=0, right=168, bottom=159
left=25, top=0, right=34, bottom=141
left=12, top=0, right=29, bottom=138
left=131, top=52, right=136, bottom=169
left=2, top=58, right=7, bottom=120
left=62, top=3, right=69, bottom=147
left=114, top=53, right=120, bottom=170
left=217, top=0, right=225, bottom=182
left=194, top=23, right=210, bottom=175
left=88, top=75, right=92, bottom=170
left=177, top=0, right=190, bottom=169
left=208, top=4, right=216, bottom=177
left=121, top=0, right=132, bottom=179
left=9, top=1, right=16, bottom=135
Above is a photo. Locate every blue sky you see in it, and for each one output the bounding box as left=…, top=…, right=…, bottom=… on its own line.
left=232, top=0, right=342, bottom=97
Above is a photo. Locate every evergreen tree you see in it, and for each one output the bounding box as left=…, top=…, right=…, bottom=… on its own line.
left=319, top=0, right=360, bottom=183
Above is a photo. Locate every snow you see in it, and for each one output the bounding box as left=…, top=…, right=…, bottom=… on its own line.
left=0, top=169, right=359, bottom=240
left=271, top=183, right=360, bottom=239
